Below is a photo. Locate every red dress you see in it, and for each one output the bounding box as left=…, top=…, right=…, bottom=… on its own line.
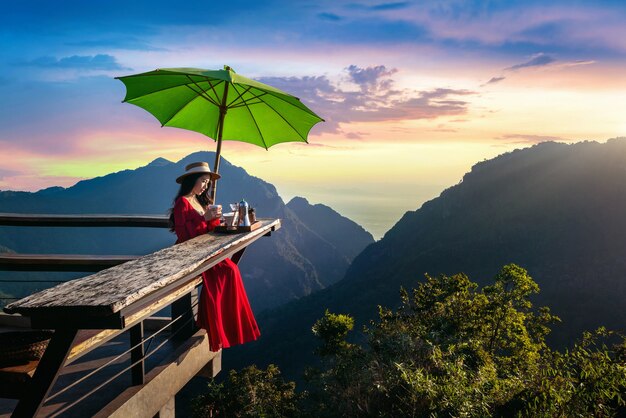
left=173, top=196, right=260, bottom=351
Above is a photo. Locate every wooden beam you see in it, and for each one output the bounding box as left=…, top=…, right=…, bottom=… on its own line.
left=0, top=213, right=169, bottom=228
left=0, top=254, right=140, bottom=272
left=11, top=329, right=78, bottom=418
left=129, top=322, right=145, bottom=386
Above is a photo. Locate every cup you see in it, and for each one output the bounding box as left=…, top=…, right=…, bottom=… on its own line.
left=222, top=212, right=235, bottom=226
left=207, top=204, right=222, bottom=220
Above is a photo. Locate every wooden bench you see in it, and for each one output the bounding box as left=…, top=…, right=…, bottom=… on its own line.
left=1, top=218, right=280, bottom=417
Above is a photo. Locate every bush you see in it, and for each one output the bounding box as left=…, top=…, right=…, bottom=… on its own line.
left=193, top=264, right=626, bottom=417
left=306, top=264, right=625, bottom=417
left=192, top=364, right=302, bottom=418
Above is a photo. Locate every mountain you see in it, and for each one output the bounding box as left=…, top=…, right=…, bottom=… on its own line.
left=0, top=152, right=374, bottom=311
left=228, top=139, right=626, bottom=379
left=287, top=197, right=374, bottom=260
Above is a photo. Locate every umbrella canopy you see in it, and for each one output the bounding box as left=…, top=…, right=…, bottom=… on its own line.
left=116, top=66, right=324, bottom=199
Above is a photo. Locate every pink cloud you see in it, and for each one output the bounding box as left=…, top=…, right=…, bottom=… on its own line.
left=260, top=65, right=476, bottom=135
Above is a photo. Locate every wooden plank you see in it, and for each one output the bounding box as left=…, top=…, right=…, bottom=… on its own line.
left=0, top=254, right=140, bottom=272
left=3, top=219, right=280, bottom=323
left=0, top=213, right=169, bottom=228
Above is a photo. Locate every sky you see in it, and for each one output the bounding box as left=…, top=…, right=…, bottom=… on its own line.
left=1, top=0, right=625, bottom=238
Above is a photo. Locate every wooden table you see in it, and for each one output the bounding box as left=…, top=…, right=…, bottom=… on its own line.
left=2, top=219, right=280, bottom=418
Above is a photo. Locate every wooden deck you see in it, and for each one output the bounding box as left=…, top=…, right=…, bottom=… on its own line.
left=0, top=218, right=281, bottom=417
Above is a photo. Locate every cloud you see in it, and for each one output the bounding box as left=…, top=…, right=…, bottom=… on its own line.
left=258, top=65, right=475, bottom=135
left=369, top=2, right=411, bottom=11
left=317, top=12, right=342, bottom=21
left=346, top=64, right=398, bottom=92
left=484, top=76, right=506, bottom=85
left=345, top=132, right=369, bottom=139
left=497, top=133, right=570, bottom=144
left=559, top=59, right=595, bottom=68
left=484, top=54, right=595, bottom=87
left=505, top=53, right=555, bottom=71
left=18, top=54, right=130, bottom=71
left=0, top=168, right=19, bottom=180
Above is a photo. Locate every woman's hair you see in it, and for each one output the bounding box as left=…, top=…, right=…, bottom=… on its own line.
left=168, top=173, right=214, bottom=232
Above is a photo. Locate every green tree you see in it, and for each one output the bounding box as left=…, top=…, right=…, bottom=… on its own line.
left=520, top=328, right=626, bottom=417
left=192, top=364, right=302, bottom=418
left=308, top=264, right=625, bottom=417
left=193, top=264, right=625, bottom=417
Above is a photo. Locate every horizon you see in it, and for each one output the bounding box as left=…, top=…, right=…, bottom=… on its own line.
left=1, top=1, right=625, bottom=238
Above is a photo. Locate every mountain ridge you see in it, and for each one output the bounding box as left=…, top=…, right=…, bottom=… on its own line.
left=228, top=139, right=626, bottom=379
left=0, top=152, right=374, bottom=311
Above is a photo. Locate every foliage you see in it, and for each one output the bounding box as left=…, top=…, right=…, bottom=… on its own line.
left=520, top=328, right=626, bottom=417
left=306, top=264, right=625, bottom=417
left=311, top=309, right=355, bottom=356
left=192, top=364, right=303, bottom=418
left=193, top=264, right=626, bottom=417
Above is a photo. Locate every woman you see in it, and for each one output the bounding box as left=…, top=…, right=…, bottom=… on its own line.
left=169, top=161, right=260, bottom=351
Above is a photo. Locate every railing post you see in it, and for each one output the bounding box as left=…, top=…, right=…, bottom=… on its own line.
left=230, top=247, right=247, bottom=265
left=130, top=322, right=145, bottom=385
left=171, top=290, right=197, bottom=341
left=11, top=328, right=78, bottom=418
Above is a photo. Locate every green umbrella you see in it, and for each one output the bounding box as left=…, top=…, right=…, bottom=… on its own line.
left=116, top=66, right=324, bottom=200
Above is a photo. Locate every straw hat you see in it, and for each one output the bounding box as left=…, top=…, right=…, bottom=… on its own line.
left=176, top=162, right=221, bottom=183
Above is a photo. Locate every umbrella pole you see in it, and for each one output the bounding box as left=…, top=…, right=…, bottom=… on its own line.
left=211, top=83, right=229, bottom=202
left=211, top=130, right=223, bottom=203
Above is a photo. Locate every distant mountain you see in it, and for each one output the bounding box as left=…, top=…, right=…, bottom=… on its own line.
left=287, top=197, right=374, bottom=261
left=0, top=152, right=374, bottom=311
left=229, top=139, right=626, bottom=379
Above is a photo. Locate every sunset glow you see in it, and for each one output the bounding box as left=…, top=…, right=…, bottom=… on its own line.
left=1, top=1, right=625, bottom=237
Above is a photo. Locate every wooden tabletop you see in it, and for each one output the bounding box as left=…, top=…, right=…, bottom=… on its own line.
left=3, top=219, right=280, bottom=328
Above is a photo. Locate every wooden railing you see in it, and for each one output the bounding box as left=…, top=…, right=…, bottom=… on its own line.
left=0, top=213, right=280, bottom=417
left=0, top=213, right=169, bottom=274
left=0, top=213, right=170, bottom=228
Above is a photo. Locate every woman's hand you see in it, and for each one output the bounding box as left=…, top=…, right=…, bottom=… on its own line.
left=204, top=204, right=222, bottom=221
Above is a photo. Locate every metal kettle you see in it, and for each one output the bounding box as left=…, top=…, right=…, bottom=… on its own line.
left=238, top=199, right=251, bottom=227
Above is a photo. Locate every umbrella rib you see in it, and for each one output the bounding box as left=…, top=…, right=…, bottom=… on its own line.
left=226, top=85, right=253, bottom=107
left=120, top=74, right=220, bottom=103
left=231, top=84, right=269, bottom=150
left=227, top=88, right=269, bottom=108
left=230, top=100, right=264, bottom=108
left=184, top=76, right=221, bottom=106
left=159, top=93, right=209, bottom=128
left=256, top=95, right=309, bottom=142
left=159, top=80, right=224, bottom=130
left=229, top=89, right=268, bottom=108
left=206, top=80, right=226, bottom=107
left=259, top=90, right=323, bottom=120
left=183, top=85, right=220, bottom=107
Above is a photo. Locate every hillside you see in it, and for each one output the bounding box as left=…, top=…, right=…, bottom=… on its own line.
left=0, top=152, right=374, bottom=311
left=287, top=197, right=374, bottom=260
left=228, top=139, right=626, bottom=379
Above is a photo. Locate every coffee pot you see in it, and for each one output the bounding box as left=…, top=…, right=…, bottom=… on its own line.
left=238, top=199, right=251, bottom=227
